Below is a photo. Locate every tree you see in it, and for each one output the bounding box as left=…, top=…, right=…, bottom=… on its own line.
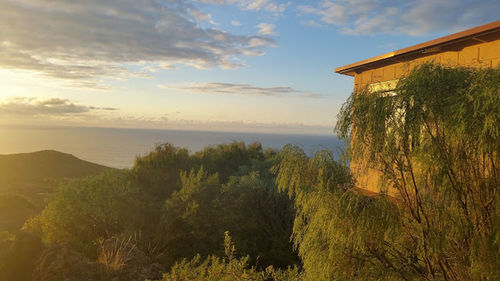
left=159, top=168, right=298, bottom=269
left=193, top=142, right=270, bottom=182
left=336, top=63, right=499, bottom=280
left=276, top=64, right=499, bottom=280
left=131, top=143, right=191, bottom=201
left=25, top=170, right=142, bottom=257
left=159, top=168, right=223, bottom=267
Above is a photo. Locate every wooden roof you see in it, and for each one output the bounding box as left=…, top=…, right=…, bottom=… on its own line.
left=335, top=20, right=500, bottom=76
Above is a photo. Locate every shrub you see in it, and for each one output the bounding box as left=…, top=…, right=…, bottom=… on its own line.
left=274, top=64, right=499, bottom=280
left=24, top=170, right=142, bottom=257
left=157, top=232, right=302, bottom=281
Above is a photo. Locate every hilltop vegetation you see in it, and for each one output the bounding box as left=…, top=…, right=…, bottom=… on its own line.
left=1, top=142, right=300, bottom=280
left=0, top=150, right=110, bottom=205
left=0, top=64, right=498, bottom=280
left=0, top=150, right=112, bottom=278
left=0, top=150, right=110, bottom=236
left=0, top=150, right=109, bottom=184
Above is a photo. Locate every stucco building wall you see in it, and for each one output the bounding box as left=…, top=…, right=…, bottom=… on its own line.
left=347, top=33, right=500, bottom=195
left=353, top=38, right=500, bottom=90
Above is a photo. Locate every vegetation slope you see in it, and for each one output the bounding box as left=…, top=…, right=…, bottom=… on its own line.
left=0, top=150, right=112, bottom=278
left=0, top=150, right=110, bottom=203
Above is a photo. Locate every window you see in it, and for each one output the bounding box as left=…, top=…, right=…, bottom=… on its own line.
left=368, top=79, right=398, bottom=96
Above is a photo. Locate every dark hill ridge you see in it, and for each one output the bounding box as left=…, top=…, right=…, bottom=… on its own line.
left=0, top=150, right=110, bottom=185
left=0, top=150, right=112, bottom=206
left=0, top=150, right=112, bottom=235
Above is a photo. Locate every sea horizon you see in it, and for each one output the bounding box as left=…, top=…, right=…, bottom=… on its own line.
left=0, top=125, right=344, bottom=168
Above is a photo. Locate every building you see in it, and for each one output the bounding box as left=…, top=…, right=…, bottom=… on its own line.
left=335, top=20, right=500, bottom=195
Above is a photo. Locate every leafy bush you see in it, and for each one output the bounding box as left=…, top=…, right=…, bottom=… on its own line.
left=272, top=64, right=500, bottom=281
left=32, top=243, right=103, bottom=281
left=157, top=232, right=302, bottom=281
left=131, top=144, right=191, bottom=201
left=24, top=170, right=142, bottom=256
left=340, top=64, right=500, bottom=280
left=21, top=142, right=298, bottom=280
left=0, top=232, right=43, bottom=281
left=192, top=142, right=272, bottom=182
left=159, top=167, right=297, bottom=269
left=303, top=63, right=499, bottom=281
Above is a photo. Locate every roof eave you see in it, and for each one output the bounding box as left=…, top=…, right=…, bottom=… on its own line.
left=335, top=20, right=500, bottom=76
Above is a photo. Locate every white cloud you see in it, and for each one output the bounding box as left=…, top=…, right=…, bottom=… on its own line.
left=298, top=1, right=347, bottom=25
left=0, top=99, right=331, bottom=134
left=4, top=114, right=331, bottom=135
left=257, top=23, right=276, bottom=35
left=158, top=82, right=323, bottom=98
left=300, top=20, right=322, bottom=28
left=189, top=9, right=213, bottom=22
left=0, top=0, right=275, bottom=88
left=231, top=20, right=242, bottom=26
left=196, top=0, right=289, bottom=13
left=0, top=97, right=117, bottom=116
left=298, top=0, right=500, bottom=36
left=263, top=1, right=289, bottom=13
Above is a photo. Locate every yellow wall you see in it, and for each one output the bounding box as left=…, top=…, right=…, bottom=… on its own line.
left=351, top=38, right=500, bottom=195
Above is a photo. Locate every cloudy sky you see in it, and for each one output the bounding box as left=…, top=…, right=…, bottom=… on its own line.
left=1, top=0, right=498, bottom=134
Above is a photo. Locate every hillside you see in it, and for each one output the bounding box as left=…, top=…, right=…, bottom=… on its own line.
left=0, top=194, right=38, bottom=233
left=0, top=150, right=111, bottom=205
left=0, top=150, right=110, bottom=184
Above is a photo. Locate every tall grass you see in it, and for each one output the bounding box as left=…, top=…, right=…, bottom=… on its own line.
left=97, top=235, right=137, bottom=272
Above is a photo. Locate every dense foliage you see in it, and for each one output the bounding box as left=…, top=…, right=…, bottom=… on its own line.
left=2, top=142, right=297, bottom=280
left=25, top=170, right=141, bottom=256
left=159, top=232, right=302, bottom=281
left=159, top=168, right=297, bottom=268
left=273, top=64, right=499, bottom=281
left=334, top=63, right=498, bottom=280
left=276, top=147, right=403, bottom=280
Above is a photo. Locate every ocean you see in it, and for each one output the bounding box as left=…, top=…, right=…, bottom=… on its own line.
left=0, top=126, right=344, bottom=168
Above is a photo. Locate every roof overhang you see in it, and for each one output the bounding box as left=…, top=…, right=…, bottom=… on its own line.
left=335, top=20, right=500, bottom=76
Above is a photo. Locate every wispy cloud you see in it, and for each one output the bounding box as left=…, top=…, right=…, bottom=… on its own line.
left=0, top=0, right=275, bottom=88
left=231, top=20, right=242, bottom=26
left=299, top=20, right=322, bottom=28
left=0, top=97, right=117, bottom=117
left=0, top=102, right=331, bottom=134
left=298, top=0, right=500, bottom=36
left=197, top=0, right=289, bottom=13
left=158, top=82, right=323, bottom=98
left=257, top=23, right=276, bottom=35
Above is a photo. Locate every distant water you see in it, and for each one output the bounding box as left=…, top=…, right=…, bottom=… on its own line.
left=0, top=126, right=344, bottom=168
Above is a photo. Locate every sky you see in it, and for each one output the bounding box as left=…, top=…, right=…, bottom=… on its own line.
left=0, top=0, right=498, bottom=135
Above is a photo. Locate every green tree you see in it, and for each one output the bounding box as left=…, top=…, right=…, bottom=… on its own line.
left=192, top=142, right=270, bottom=182
left=218, top=172, right=297, bottom=268
left=159, top=168, right=297, bottom=269
left=131, top=143, right=191, bottom=201
left=276, top=64, right=499, bottom=281
left=336, top=63, right=499, bottom=280
left=159, top=168, right=223, bottom=267
left=25, top=170, right=142, bottom=257
left=21, top=142, right=299, bottom=279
